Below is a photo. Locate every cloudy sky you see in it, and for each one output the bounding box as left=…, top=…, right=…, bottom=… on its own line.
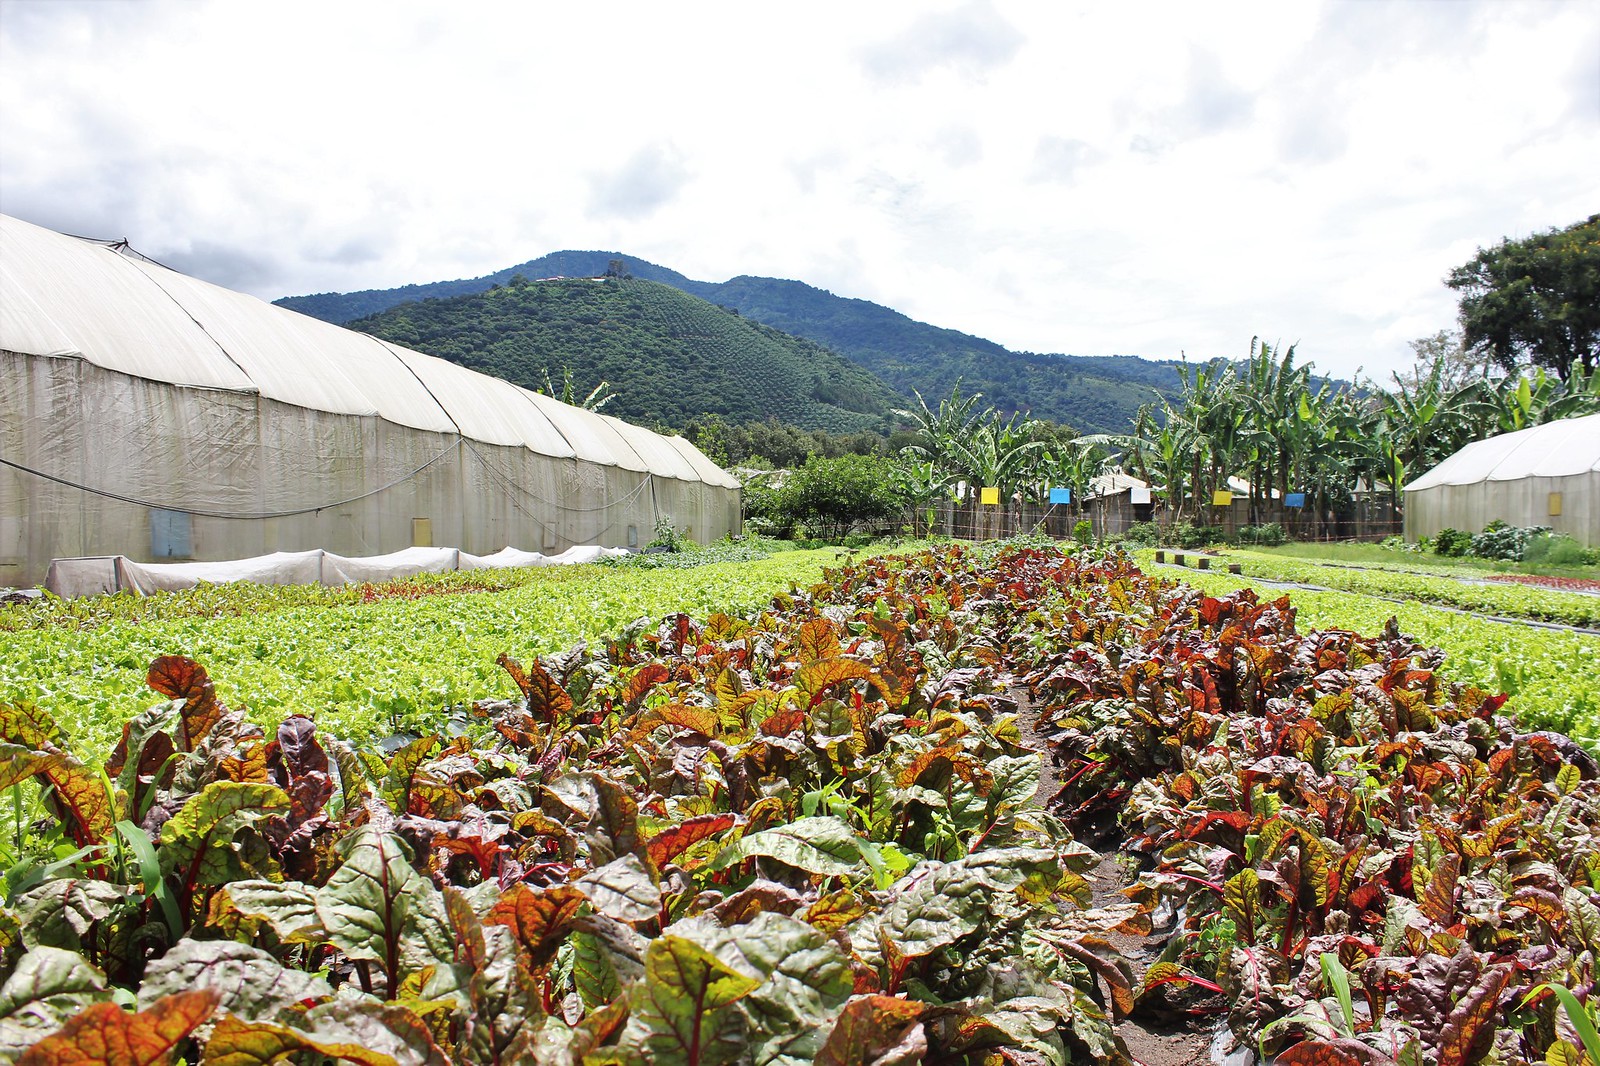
left=1, top=0, right=1595, bottom=380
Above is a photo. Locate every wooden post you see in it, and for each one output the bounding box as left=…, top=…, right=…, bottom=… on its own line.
left=1154, top=550, right=1166, bottom=563
left=1228, top=563, right=1242, bottom=574
left=1174, top=553, right=1187, bottom=567
left=1197, top=557, right=1210, bottom=570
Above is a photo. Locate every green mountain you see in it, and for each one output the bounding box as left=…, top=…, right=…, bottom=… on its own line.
left=347, top=276, right=899, bottom=434
left=279, top=251, right=1190, bottom=434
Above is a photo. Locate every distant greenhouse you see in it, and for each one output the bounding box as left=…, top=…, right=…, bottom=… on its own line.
left=0, top=214, right=741, bottom=589
left=1403, top=413, right=1600, bottom=545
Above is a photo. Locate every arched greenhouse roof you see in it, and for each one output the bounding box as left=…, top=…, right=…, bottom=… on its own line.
left=0, top=213, right=737, bottom=490
left=1404, top=413, right=1600, bottom=492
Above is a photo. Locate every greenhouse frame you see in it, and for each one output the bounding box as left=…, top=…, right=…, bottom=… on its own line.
left=0, top=214, right=741, bottom=590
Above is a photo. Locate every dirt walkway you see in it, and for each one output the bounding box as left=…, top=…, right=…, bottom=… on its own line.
left=1015, top=685, right=1217, bottom=1066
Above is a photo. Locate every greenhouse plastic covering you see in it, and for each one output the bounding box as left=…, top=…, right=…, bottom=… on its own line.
left=1403, top=413, right=1600, bottom=545
left=1405, top=413, right=1600, bottom=489
left=0, top=214, right=741, bottom=587
left=45, top=544, right=635, bottom=598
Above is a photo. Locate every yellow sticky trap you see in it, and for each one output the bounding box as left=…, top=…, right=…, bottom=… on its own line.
left=412, top=517, right=433, bottom=546
left=980, top=487, right=1001, bottom=505
left=1549, top=492, right=1563, bottom=517
left=1212, top=490, right=1233, bottom=507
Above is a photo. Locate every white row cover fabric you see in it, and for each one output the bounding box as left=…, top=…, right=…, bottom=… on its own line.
left=1, top=215, right=741, bottom=586
left=44, top=544, right=635, bottom=598
left=1405, top=413, right=1600, bottom=490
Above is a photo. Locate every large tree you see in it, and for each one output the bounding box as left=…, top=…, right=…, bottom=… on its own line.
left=1446, top=214, right=1600, bottom=382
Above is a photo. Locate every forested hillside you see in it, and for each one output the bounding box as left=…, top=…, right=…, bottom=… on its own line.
left=280, top=251, right=1188, bottom=434
left=349, top=276, right=899, bottom=433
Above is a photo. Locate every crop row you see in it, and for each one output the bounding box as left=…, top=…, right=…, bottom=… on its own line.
left=5, top=543, right=1599, bottom=1065
left=0, top=549, right=841, bottom=757
left=1205, top=549, right=1600, bottom=629
left=1168, top=565, right=1600, bottom=741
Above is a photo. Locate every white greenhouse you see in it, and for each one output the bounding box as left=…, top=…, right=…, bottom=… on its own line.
left=0, top=214, right=742, bottom=590
left=1403, top=413, right=1600, bottom=545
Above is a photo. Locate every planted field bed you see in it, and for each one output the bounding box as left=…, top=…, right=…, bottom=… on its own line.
left=1205, top=550, right=1600, bottom=630
left=0, top=548, right=839, bottom=756
left=1169, top=565, right=1600, bottom=742
left=3, top=544, right=1600, bottom=1064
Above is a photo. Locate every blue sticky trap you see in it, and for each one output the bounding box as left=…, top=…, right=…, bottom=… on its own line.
left=1048, top=487, right=1072, bottom=505
left=1285, top=493, right=1306, bottom=508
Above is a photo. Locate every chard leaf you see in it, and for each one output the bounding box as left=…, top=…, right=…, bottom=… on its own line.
left=1565, top=887, right=1600, bottom=953
left=136, top=938, right=330, bottom=1019
left=646, top=814, right=738, bottom=869
left=797, top=619, right=842, bottom=664
left=146, top=655, right=225, bottom=750
left=577, top=854, right=662, bottom=924
left=19, top=990, right=217, bottom=1066
left=485, top=883, right=586, bottom=971
left=1223, top=869, right=1261, bottom=945
left=815, top=995, right=926, bottom=1066
left=546, top=773, right=643, bottom=866
left=707, top=911, right=853, bottom=1066
left=497, top=653, right=574, bottom=723
left=1436, top=963, right=1512, bottom=1066
left=878, top=848, right=1058, bottom=959
left=708, top=816, right=867, bottom=877
left=0, top=947, right=111, bottom=1057
left=158, top=781, right=289, bottom=895
left=438, top=888, right=545, bottom=1066
left=632, top=935, right=759, bottom=1066
left=794, top=658, right=873, bottom=711
left=211, top=879, right=323, bottom=943
left=573, top=927, right=624, bottom=1010
left=15, top=879, right=129, bottom=952
left=203, top=999, right=450, bottom=1066
left=105, top=703, right=179, bottom=812
left=0, top=720, right=113, bottom=850
left=316, top=828, right=424, bottom=990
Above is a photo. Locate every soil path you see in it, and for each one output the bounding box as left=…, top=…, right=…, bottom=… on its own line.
left=1014, top=685, right=1216, bottom=1066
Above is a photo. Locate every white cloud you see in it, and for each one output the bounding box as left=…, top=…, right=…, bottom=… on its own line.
left=1, top=0, right=1596, bottom=384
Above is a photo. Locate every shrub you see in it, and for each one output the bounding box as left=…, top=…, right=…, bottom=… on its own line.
left=645, top=515, right=687, bottom=552
left=1523, top=531, right=1595, bottom=567
left=771, top=454, right=908, bottom=541
left=1169, top=522, right=1225, bottom=549
left=1433, top=528, right=1472, bottom=557
left=1119, top=521, right=1160, bottom=548
left=1470, top=520, right=1551, bottom=562
left=1073, top=519, right=1093, bottom=545
left=1236, top=523, right=1286, bottom=546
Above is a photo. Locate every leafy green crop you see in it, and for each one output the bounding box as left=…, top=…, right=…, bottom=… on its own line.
left=0, top=551, right=842, bottom=756
left=1208, top=549, right=1600, bottom=628
left=1167, top=564, right=1600, bottom=739
left=2, top=544, right=1155, bottom=1064
left=7, top=542, right=1599, bottom=1064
